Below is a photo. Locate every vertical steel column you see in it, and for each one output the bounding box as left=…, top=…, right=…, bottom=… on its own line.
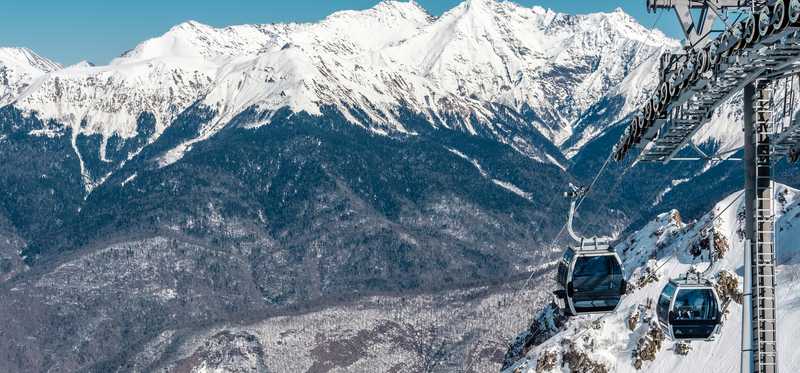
left=742, top=82, right=756, bottom=373
left=743, top=80, right=779, bottom=373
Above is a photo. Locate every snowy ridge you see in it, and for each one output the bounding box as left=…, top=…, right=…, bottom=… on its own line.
left=562, top=49, right=664, bottom=158
left=17, top=57, right=218, bottom=141
left=504, top=185, right=800, bottom=372
left=0, top=47, right=61, bottom=106
left=2, top=0, right=679, bottom=181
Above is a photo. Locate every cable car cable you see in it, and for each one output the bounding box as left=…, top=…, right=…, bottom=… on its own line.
left=514, top=151, right=615, bottom=293
left=502, top=8, right=721, bottom=337
left=699, top=191, right=744, bottom=275
left=507, top=153, right=617, bottom=331
left=650, top=191, right=743, bottom=275
left=623, top=11, right=665, bottom=75
left=576, top=154, right=613, bottom=213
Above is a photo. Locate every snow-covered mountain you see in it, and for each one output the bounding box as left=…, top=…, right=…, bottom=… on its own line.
left=503, top=185, right=800, bottom=372
left=0, top=47, right=61, bottom=106
left=1, top=0, right=679, bottom=190
left=3, top=3, right=799, bottom=372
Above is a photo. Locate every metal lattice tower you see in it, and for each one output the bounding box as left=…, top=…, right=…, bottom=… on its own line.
left=743, top=81, right=778, bottom=373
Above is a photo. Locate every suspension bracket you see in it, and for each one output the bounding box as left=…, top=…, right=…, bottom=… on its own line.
left=647, top=0, right=751, bottom=48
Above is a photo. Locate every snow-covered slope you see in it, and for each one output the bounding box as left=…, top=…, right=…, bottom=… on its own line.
left=2, top=0, right=679, bottom=182
left=16, top=57, right=218, bottom=140
left=386, top=2, right=674, bottom=145
left=690, top=83, right=800, bottom=163
left=504, top=185, right=800, bottom=372
left=0, top=47, right=60, bottom=106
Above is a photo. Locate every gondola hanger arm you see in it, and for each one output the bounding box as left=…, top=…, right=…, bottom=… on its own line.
left=564, top=185, right=609, bottom=247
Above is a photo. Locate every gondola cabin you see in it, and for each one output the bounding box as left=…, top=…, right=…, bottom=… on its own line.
left=555, top=244, right=626, bottom=316
left=657, top=275, right=722, bottom=340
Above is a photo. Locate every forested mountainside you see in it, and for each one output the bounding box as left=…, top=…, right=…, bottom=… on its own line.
left=1, top=1, right=798, bottom=371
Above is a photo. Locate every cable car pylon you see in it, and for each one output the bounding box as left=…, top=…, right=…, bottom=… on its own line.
left=609, top=1, right=798, bottom=372
left=742, top=80, right=778, bottom=373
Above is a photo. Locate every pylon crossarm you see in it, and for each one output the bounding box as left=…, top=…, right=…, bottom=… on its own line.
left=613, top=0, right=800, bottom=165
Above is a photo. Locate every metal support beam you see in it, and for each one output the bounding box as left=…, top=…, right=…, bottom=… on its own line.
left=565, top=188, right=610, bottom=248
left=646, top=0, right=750, bottom=48
left=647, top=0, right=750, bottom=8
left=742, top=80, right=779, bottom=373
left=773, top=98, right=800, bottom=159
left=742, top=83, right=756, bottom=373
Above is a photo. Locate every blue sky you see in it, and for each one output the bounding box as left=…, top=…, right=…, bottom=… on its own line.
left=0, top=0, right=682, bottom=65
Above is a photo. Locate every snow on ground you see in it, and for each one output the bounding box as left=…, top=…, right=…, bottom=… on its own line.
left=492, top=179, right=533, bottom=201
left=446, top=146, right=488, bottom=177
left=651, top=178, right=691, bottom=207
left=121, top=173, right=137, bottom=187
left=545, top=154, right=567, bottom=172
left=447, top=146, right=533, bottom=200
left=0, top=47, right=61, bottom=106
left=505, top=184, right=800, bottom=372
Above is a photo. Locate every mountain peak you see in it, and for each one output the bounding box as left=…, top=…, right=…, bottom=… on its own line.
left=604, top=6, right=638, bottom=23
left=0, top=47, right=61, bottom=106
left=529, top=5, right=549, bottom=14
left=591, top=7, right=673, bottom=47
left=465, top=0, right=497, bottom=6
left=115, top=19, right=280, bottom=64
left=326, top=0, right=433, bottom=25
left=374, top=0, right=429, bottom=14
left=0, top=47, right=61, bottom=72
left=169, top=20, right=211, bottom=32
left=6, top=0, right=678, bottom=180
left=66, top=60, right=96, bottom=69
left=459, top=0, right=501, bottom=14
left=465, top=0, right=491, bottom=6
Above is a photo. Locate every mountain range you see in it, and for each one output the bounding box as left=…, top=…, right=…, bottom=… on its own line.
left=1, top=0, right=798, bottom=372
left=3, top=0, right=679, bottom=190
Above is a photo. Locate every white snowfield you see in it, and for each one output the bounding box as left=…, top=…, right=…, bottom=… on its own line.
left=0, top=0, right=679, bottom=171
left=0, top=47, right=61, bottom=106
left=505, top=184, right=800, bottom=373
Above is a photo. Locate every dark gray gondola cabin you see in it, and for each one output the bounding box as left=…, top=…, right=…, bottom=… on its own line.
left=556, top=246, right=626, bottom=316
left=657, top=276, right=722, bottom=340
